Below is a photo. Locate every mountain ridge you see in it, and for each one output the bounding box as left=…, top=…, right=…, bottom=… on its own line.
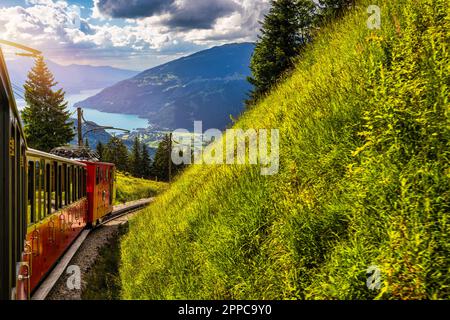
left=75, top=43, right=255, bottom=130
left=7, top=58, right=139, bottom=94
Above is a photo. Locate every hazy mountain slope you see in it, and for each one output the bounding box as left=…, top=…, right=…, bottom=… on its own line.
left=7, top=58, right=138, bottom=93
left=119, top=0, right=449, bottom=300
left=75, top=43, right=255, bottom=130
left=70, top=119, right=113, bottom=147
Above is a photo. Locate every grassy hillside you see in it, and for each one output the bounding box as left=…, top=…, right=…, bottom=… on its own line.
left=115, top=172, right=168, bottom=204
left=120, top=0, right=449, bottom=300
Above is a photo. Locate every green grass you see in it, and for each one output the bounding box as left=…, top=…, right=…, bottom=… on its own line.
left=115, top=172, right=168, bottom=204
left=120, top=0, right=449, bottom=300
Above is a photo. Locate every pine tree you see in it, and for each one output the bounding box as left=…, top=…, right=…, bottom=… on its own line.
left=151, top=134, right=170, bottom=181
left=141, top=143, right=152, bottom=179
left=130, top=136, right=142, bottom=177
left=22, top=56, right=74, bottom=152
left=96, top=141, right=105, bottom=161
left=103, top=136, right=129, bottom=172
left=247, top=0, right=316, bottom=103
left=151, top=134, right=176, bottom=181
left=85, top=138, right=90, bottom=148
left=151, top=134, right=186, bottom=181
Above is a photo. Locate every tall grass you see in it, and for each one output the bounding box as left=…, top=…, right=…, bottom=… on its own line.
left=115, top=172, right=168, bottom=204
left=120, top=0, right=449, bottom=300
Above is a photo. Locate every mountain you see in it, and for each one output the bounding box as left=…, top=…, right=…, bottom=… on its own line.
left=75, top=43, right=255, bottom=130
left=7, top=58, right=138, bottom=94
left=69, top=119, right=160, bottom=158
left=70, top=119, right=113, bottom=147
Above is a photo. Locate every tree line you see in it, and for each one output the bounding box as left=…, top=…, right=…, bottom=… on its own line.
left=96, top=135, right=184, bottom=182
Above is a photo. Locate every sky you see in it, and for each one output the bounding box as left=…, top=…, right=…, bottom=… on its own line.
left=0, top=0, right=270, bottom=71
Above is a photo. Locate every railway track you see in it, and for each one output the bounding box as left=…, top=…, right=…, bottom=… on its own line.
left=31, top=198, right=154, bottom=300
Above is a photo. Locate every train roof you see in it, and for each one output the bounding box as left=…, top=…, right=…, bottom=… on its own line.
left=81, top=161, right=115, bottom=167
left=27, top=148, right=87, bottom=166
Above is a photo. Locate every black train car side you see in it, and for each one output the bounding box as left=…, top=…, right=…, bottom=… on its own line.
left=0, top=48, right=28, bottom=300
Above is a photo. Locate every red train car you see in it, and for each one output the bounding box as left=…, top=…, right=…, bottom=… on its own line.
left=22, top=149, right=88, bottom=296
left=84, top=161, right=115, bottom=226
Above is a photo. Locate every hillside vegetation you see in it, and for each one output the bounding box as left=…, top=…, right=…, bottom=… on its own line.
left=120, top=0, right=449, bottom=299
left=115, top=172, right=168, bottom=204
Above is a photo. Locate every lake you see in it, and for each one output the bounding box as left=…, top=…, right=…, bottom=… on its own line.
left=16, top=89, right=149, bottom=133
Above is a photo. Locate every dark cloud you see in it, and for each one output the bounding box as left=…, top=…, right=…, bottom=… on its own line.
left=96, top=0, right=239, bottom=29
left=166, top=0, right=239, bottom=29
left=95, top=0, right=173, bottom=19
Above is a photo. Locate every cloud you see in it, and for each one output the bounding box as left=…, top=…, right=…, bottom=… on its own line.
left=93, top=0, right=171, bottom=19
left=0, top=0, right=270, bottom=69
left=165, top=0, right=239, bottom=29
left=94, top=0, right=253, bottom=30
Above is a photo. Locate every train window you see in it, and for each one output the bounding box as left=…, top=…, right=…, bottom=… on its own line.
left=72, top=166, right=77, bottom=202
left=46, top=163, right=51, bottom=216
left=51, top=162, right=57, bottom=213
left=27, top=161, right=35, bottom=225
left=56, top=164, right=62, bottom=209
left=81, top=168, right=86, bottom=197
left=96, top=167, right=100, bottom=185
left=79, top=167, right=82, bottom=198
left=62, top=164, right=67, bottom=207
left=67, top=166, right=71, bottom=204
left=72, top=166, right=76, bottom=201
left=80, top=168, right=84, bottom=197
left=76, top=167, right=80, bottom=201
left=40, top=160, right=46, bottom=220
left=73, top=167, right=76, bottom=200
left=61, top=165, right=65, bottom=208
left=35, top=161, right=41, bottom=220
left=66, top=165, right=69, bottom=205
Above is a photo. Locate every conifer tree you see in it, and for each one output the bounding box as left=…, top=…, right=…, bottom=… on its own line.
left=96, top=141, right=105, bottom=161
left=141, top=143, right=152, bottom=179
left=247, top=0, right=315, bottom=102
left=22, top=56, right=74, bottom=152
left=151, top=134, right=171, bottom=181
left=151, top=134, right=186, bottom=181
left=103, top=136, right=129, bottom=172
left=131, top=136, right=142, bottom=177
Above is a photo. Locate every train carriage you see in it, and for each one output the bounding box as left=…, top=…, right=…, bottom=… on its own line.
left=84, top=161, right=115, bottom=226
left=24, top=149, right=88, bottom=295
left=0, top=44, right=116, bottom=300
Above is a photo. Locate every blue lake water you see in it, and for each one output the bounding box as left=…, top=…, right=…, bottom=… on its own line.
left=16, top=89, right=149, bottom=133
